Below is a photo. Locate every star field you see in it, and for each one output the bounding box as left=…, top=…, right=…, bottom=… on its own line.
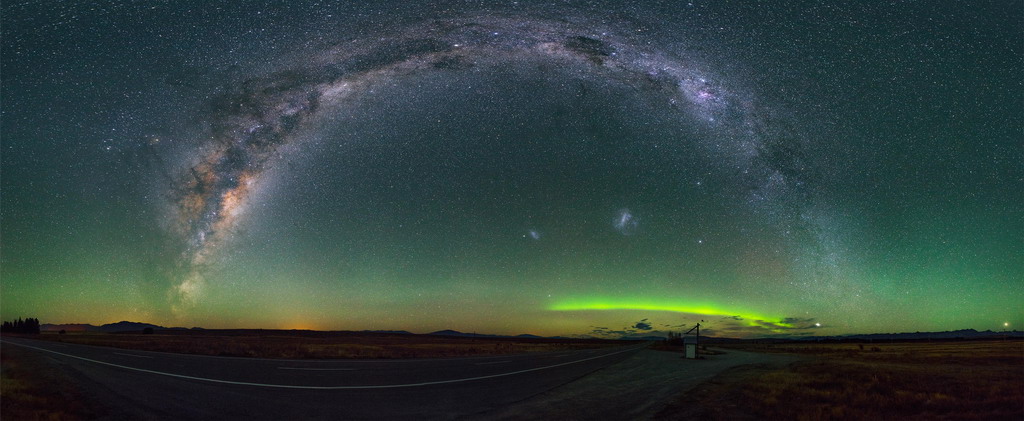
left=1, top=1, right=1021, bottom=338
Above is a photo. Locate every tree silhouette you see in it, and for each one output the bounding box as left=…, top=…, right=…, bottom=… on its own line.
left=1, top=317, right=41, bottom=334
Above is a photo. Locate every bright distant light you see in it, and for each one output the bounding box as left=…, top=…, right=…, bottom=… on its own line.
left=815, top=322, right=821, bottom=327
left=1004, top=322, right=1010, bottom=327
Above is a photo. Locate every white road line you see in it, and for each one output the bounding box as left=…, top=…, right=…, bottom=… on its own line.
left=473, top=360, right=511, bottom=365
left=16, top=339, right=597, bottom=363
left=2, top=340, right=644, bottom=390
left=278, top=367, right=357, bottom=371
left=114, top=352, right=154, bottom=359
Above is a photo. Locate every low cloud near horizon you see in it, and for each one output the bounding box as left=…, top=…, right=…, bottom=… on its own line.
left=632, top=319, right=652, bottom=331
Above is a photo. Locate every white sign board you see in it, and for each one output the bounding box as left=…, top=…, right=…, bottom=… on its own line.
left=685, top=343, right=696, bottom=359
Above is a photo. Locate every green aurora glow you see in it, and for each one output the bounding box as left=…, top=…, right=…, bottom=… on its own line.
left=550, top=298, right=790, bottom=327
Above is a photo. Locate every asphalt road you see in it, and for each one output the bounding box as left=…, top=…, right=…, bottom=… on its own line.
left=1, top=337, right=796, bottom=420
left=2, top=337, right=645, bottom=419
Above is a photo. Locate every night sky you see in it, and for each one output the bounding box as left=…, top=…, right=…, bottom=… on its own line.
left=2, top=1, right=1021, bottom=338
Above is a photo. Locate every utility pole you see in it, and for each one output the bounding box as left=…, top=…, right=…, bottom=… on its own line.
left=684, top=320, right=704, bottom=359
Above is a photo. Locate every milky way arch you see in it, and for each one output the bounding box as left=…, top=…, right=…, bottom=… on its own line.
left=168, top=13, right=809, bottom=310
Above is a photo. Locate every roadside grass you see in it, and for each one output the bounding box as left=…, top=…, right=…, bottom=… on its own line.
left=21, top=331, right=624, bottom=359
left=657, top=340, right=1023, bottom=420
left=1, top=344, right=102, bottom=420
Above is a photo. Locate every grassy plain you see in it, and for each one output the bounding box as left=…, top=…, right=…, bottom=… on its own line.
left=22, top=330, right=626, bottom=359
left=657, top=340, right=1024, bottom=420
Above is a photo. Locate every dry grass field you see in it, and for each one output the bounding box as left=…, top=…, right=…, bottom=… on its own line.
left=21, top=330, right=625, bottom=359
left=657, top=340, right=1024, bottom=420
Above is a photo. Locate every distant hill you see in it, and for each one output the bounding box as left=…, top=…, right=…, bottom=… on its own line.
left=42, top=321, right=168, bottom=333
left=40, top=323, right=95, bottom=332
left=805, top=329, right=1024, bottom=341
left=38, top=322, right=1023, bottom=341
left=428, top=329, right=500, bottom=338
left=621, top=335, right=668, bottom=341
left=98, top=321, right=166, bottom=333
left=700, top=329, right=1024, bottom=343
